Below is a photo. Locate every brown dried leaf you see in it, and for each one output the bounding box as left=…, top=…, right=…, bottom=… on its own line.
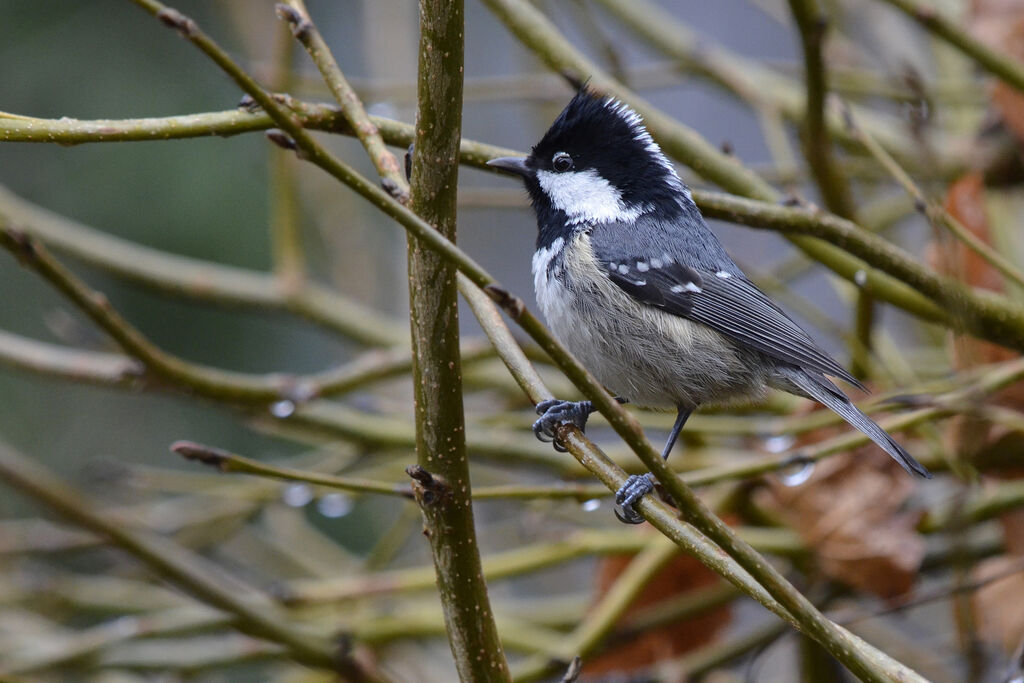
left=757, top=451, right=925, bottom=598
left=972, top=554, right=1024, bottom=652
left=584, top=534, right=732, bottom=674
left=937, top=174, right=1024, bottom=409
left=1001, top=506, right=1024, bottom=555
left=970, top=2, right=1024, bottom=142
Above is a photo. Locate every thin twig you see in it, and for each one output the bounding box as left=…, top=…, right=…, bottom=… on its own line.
left=786, top=0, right=873, bottom=378
left=842, top=107, right=1024, bottom=292
left=267, top=19, right=306, bottom=285
left=170, top=439, right=607, bottom=500
left=871, top=0, right=1024, bottom=95
left=7, top=109, right=1024, bottom=349
left=0, top=438, right=372, bottom=679
left=0, top=223, right=461, bottom=403
left=0, top=184, right=404, bottom=346
left=276, top=0, right=408, bottom=202
left=512, top=537, right=679, bottom=680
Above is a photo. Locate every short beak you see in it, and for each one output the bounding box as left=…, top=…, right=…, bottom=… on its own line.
left=487, top=156, right=531, bottom=178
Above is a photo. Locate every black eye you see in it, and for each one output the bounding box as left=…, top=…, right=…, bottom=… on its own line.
left=552, top=152, right=574, bottom=173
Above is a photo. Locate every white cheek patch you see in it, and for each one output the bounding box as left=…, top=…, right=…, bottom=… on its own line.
left=536, top=168, right=644, bottom=225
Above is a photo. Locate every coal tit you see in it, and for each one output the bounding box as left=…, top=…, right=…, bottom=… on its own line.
left=488, top=89, right=931, bottom=523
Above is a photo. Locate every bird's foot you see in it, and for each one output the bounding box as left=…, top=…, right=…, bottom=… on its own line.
left=532, top=399, right=594, bottom=453
left=614, top=473, right=655, bottom=524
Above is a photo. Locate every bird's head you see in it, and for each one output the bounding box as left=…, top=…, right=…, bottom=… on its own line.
left=488, top=89, right=689, bottom=230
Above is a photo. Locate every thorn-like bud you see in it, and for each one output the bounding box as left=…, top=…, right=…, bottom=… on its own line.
left=266, top=129, right=297, bottom=151
left=559, top=69, right=587, bottom=92
left=1, top=227, right=38, bottom=263
left=237, top=93, right=260, bottom=112
left=404, top=143, right=415, bottom=182
left=381, top=178, right=410, bottom=204
left=484, top=284, right=525, bottom=319
left=156, top=8, right=198, bottom=37
left=406, top=464, right=448, bottom=506
left=275, top=3, right=312, bottom=39
left=171, top=440, right=229, bottom=471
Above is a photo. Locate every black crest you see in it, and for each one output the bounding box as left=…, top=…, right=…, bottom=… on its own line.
left=526, top=89, right=683, bottom=207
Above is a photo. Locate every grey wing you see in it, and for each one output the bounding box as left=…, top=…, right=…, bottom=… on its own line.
left=688, top=273, right=865, bottom=390
left=600, top=252, right=864, bottom=391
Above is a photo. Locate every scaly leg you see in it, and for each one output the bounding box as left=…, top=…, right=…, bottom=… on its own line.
left=615, top=407, right=692, bottom=524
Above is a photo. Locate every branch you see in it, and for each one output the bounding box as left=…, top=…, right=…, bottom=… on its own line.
left=871, top=0, right=1024, bottom=95
left=170, top=439, right=607, bottom=500
left=589, top=0, right=963, bottom=171
left=786, top=0, right=869, bottom=376
left=841, top=108, right=1024, bottom=292
left=460, top=257, right=926, bottom=682
left=275, top=0, right=408, bottom=202
left=403, top=0, right=509, bottom=675
left=692, top=189, right=1024, bottom=351
left=267, top=23, right=306, bottom=286
left=0, top=438, right=371, bottom=678
left=0, top=184, right=405, bottom=346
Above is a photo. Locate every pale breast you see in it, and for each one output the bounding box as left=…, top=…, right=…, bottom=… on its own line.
left=532, top=232, right=769, bottom=409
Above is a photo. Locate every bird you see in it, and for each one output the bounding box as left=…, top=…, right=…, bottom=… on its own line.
left=487, top=88, right=931, bottom=524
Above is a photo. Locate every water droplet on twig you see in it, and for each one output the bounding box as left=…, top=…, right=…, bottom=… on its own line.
left=282, top=483, right=313, bottom=507
left=270, top=400, right=295, bottom=418
left=317, top=493, right=353, bottom=518
left=778, top=457, right=815, bottom=487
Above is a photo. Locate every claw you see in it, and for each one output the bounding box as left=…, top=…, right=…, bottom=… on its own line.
left=614, top=474, right=655, bottom=524
left=531, top=399, right=594, bottom=451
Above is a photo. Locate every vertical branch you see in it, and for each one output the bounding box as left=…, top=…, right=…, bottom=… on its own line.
left=788, top=0, right=856, bottom=219
left=268, top=22, right=305, bottom=287
left=787, top=0, right=872, bottom=378
left=406, top=0, right=510, bottom=679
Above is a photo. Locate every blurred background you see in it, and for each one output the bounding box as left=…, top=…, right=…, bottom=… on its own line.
left=2, top=0, right=1024, bottom=681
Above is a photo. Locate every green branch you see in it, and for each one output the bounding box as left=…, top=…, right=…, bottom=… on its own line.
left=0, top=438, right=371, bottom=678
left=589, top=0, right=961, bottom=170
left=0, top=184, right=405, bottom=346
left=786, top=0, right=870, bottom=375
left=0, top=223, right=435, bottom=403
left=404, top=0, right=510, bottom=677
left=170, top=439, right=607, bottom=500
left=872, top=0, right=1024, bottom=95
left=276, top=0, right=409, bottom=202
left=7, top=109, right=1024, bottom=352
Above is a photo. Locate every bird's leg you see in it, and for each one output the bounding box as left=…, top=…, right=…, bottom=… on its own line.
left=533, top=397, right=627, bottom=453
left=615, top=407, right=692, bottom=524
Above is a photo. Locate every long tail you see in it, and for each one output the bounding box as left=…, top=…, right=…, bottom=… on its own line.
left=782, top=368, right=932, bottom=478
